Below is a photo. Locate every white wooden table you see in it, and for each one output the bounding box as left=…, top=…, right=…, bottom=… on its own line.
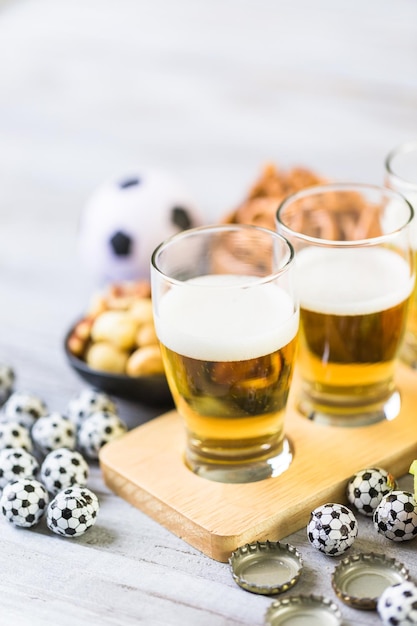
left=1, top=1, right=417, bottom=624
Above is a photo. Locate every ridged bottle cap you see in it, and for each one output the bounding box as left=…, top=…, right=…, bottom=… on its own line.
left=332, top=552, right=409, bottom=609
left=229, top=540, right=303, bottom=595
left=265, top=594, right=342, bottom=625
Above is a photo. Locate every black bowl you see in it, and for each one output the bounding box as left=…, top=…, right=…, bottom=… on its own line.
left=64, top=325, right=173, bottom=407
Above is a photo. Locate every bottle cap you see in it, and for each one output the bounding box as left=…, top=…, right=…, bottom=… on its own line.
left=331, top=552, right=409, bottom=610
left=229, top=540, right=303, bottom=595
left=264, top=594, right=342, bottom=625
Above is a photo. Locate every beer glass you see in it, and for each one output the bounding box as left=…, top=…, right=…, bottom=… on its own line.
left=385, top=141, right=417, bottom=368
left=151, top=224, right=299, bottom=483
left=276, top=183, right=414, bottom=427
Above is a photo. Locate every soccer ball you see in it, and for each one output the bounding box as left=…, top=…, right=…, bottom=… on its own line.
left=2, top=391, right=48, bottom=430
left=78, top=410, right=127, bottom=459
left=31, top=412, right=76, bottom=455
left=377, top=581, right=417, bottom=625
left=0, top=421, right=33, bottom=453
left=46, top=486, right=99, bottom=537
left=0, top=478, right=49, bottom=528
left=373, top=490, right=417, bottom=542
left=307, top=503, right=358, bottom=556
left=0, top=364, right=15, bottom=406
left=78, top=169, right=202, bottom=283
left=66, top=389, right=118, bottom=429
left=67, top=485, right=99, bottom=517
left=40, top=448, right=90, bottom=495
left=0, top=447, right=39, bottom=490
left=346, top=467, right=396, bottom=516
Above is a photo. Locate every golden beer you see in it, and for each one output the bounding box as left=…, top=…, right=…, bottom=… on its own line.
left=295, top=246, right=413, bottom=423
left=160, top=338, right=297, bottom=463
left=402, top=248, right=417, bottom=365
left=154, top=274, right=299, bottom=479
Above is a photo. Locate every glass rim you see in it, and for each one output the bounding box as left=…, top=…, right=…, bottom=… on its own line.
left=276, top=181, right=414, bottom=248
left=151, top=222, right=295, bottom=287
left=385, top=139, right=417, bottom=189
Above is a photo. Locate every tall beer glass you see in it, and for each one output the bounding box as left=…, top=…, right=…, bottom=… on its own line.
left=151, top=224, right=299, bottom=483
left=276, top=183, right=414, bottom=427
left=385, top=141, right=417, bottom=368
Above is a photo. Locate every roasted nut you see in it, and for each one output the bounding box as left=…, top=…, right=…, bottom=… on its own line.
left=91, top=311, right=138, bottom=351
left=67, top=333, right=86, bottom=357
left=68, top=280, right=165, bottom=378
left=86, top=342, right=129, bottom=374
left=73, top=317, right=94, bottom=341
left=126, top=345, right=164, bottom=376
left=129, top=298, right=154, bottom=325
left=86, top=293, right=108, bottom=317
left=108, top=280, right=151, bottom=301
left=136, top=321, right=158, bottom=347
left=67, top=317, right=95, bottom=357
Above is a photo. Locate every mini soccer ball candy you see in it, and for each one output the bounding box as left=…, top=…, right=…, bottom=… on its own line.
left=40, top=448, right=90, bottom=495
left=66, top=389, right=117, bottom=428
left=46, top=486, right=99, bottom=537
left=377, top=581, right=417, bottom=625
left=373, top=490, right=417, bottom=542
left=31, top=412, right=76, bottom=455
left=307, top=503, right=358, bottom=556
left=0, top=421, right=33, bottom=453
left=78, top=410, right=127, bottom=459
left=2, top=391, right=48, bottom=429
left=64, top=485, right=99, bottom=517
left=346, top=467, right=396, bottom=516
left=0, top=447, right=39, bottom=490
left=0, top=364, right=15, bottom=406
left=0, top=478, right=49, bottom=528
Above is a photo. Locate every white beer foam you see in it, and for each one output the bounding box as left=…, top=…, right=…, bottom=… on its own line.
left=296, top=247, right=413, bottom=315
left=156, top=275, right=298, bottom=361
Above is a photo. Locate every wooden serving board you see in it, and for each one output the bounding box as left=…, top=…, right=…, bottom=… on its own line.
left=99, top=363, right=417, bottom=563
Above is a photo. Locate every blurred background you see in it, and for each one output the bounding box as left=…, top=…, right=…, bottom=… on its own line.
left=0, top=0, right=416, bottom=393
left=1, top=0, right=416, bottom=220
left=0, top=0, right=417, bottom=424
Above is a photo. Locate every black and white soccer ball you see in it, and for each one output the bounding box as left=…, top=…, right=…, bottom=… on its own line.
left=66, top=389, right=118, bottom=429
left=307, top=503, right=358, bottom=556
left=0, top=447, right=39, bottom=490
left=66, top=485, right=99, bottom=517
left=377, top=581, right=417, bottom=625
left=40, top=448, right=89, bottom=495
left=78, top=169, right=202, bottom=282
left=31, top=412, right=76, bottom=456
left=0, top=478, right=49, bottom=528
left=78, top=410, right=127, bottom=459
left=346, top=467, right=396, bottom=516
left=2, top=391, right=48, bottom=430
left=373, top=490, right=417, bottom=542
left=46, top=486, right=99, bottom=537
left=0, top=364, right=15, bottom=406
left=0, top=421, right=33, bottom=453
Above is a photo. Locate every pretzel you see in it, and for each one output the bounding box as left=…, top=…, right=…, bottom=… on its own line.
left=224, top=163, right=382, bottom=240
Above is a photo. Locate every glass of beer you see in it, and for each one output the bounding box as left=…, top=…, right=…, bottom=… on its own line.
left=151, top=224, right=299, bottom=483
left=385, top=141, right=417, bottom=369
left=276, top=183, right=414, bottom=427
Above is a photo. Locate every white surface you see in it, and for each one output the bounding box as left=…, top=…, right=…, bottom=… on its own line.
left=1, top=1, right=417, bottom=624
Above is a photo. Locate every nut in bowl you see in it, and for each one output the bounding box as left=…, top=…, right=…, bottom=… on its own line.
left=64, top=281, right=173, bottom=406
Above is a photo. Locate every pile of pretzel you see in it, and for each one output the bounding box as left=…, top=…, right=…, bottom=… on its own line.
left=225, top=163, right=381, bottom=240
